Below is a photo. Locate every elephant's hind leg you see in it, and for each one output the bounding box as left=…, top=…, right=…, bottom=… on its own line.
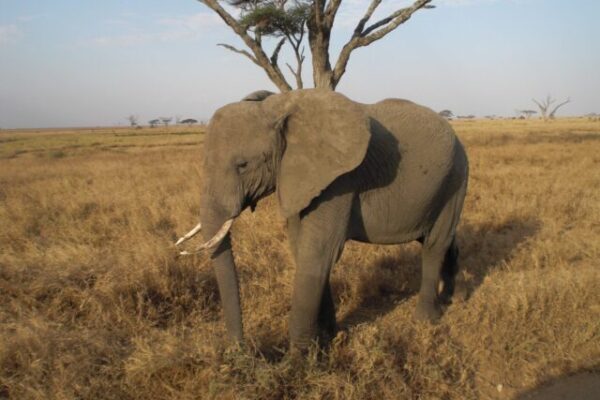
left=439, top=239, right=459, bottom=305
left=416, top=184, right=466, bottom=322
left=416, top=241, right=449, bottom=322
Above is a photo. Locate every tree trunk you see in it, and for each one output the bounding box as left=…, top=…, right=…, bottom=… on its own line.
left=307, top=3, right=335, bottom=91
left=266, top=69, right=293, bottom=93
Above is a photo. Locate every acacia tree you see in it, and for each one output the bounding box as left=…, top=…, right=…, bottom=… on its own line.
left=181, top=118, right=199, bottom=126
left=160, top=117, right=173, bottom=127
left=438, top=109, right=453, bottom=119
left=517, top=109, right=537, bottom=119
left=200, top=0, right=435, bottom=91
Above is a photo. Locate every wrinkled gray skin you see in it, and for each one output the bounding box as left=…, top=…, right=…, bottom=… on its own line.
left=195, top=89, right=468, bottom=349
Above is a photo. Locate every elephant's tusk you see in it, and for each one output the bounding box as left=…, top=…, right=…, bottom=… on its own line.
left=175, top=222, right=203, bottom=246
left=179, top=219, right=234, bottom=255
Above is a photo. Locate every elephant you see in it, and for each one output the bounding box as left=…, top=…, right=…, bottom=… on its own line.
left=176, top=89, right=469, bottom=349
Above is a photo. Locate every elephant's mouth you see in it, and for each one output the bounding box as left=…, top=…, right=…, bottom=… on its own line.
left=247, top=196, right=258, bottom=212
left=244, top=187, right=275, bottom=213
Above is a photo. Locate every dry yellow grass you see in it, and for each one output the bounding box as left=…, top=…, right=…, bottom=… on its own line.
left=0, top=119, right=599, bottom=399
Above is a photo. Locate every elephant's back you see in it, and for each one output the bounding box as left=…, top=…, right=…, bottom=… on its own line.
left=366, top=99, right=456, bottom=165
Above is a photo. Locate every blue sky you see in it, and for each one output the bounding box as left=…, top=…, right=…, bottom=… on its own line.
left=1, top=0, right=599, bottom=128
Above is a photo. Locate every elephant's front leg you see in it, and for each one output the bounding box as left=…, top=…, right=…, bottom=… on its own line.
left=289, top=268, right=337, bottom=348
left=317, top=280, right=336, bottom=343
left=287, top=193, right=353, bottom=349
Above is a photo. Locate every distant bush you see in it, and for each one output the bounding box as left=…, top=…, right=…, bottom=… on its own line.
left=50, top=150, right=66, bottom=159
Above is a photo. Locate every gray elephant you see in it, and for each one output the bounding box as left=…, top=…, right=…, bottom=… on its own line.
left=176, top=89, right=469, bottom=349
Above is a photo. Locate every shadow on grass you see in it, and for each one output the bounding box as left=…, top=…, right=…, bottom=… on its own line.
left=338, top=217, right=541, bottom=330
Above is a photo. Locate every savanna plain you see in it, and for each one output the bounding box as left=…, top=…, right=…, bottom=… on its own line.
left=1, top=118, right=599, bottom=399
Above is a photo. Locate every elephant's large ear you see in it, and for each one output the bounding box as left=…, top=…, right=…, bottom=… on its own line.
left=274, top=90, right=371, bottom=218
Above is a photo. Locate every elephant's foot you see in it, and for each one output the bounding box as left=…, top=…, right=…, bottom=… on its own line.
left=289, top=324, right=336, bottom=354
left=289, top=337, right=318, bottom=357
left=317, top=324, right=337, bottom=348
left=289, top=330, right=336, bottom=353
left=415, top=299, right=442, bottom=323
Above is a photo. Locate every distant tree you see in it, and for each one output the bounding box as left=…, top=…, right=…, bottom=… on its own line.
left=199, top=0, right=436, bottom=91
left=149, top=119, right=160, bottom=128
left=160, top=117, right=173, bottom=127
left=181, top=118, right=199, bottom=126
left=127, top=115, right=139, bottom=127
left=438, top=109, right=453, bottom=119
left=517, top=109, right=537, bottom=119
left=532, top=95, right=571, bottom=121
left=585, top=112, right=599, bottom=121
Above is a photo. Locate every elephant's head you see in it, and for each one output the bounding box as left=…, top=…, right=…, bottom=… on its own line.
left=176, top=89, right=372, bottom=342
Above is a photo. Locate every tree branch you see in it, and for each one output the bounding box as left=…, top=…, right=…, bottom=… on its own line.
left=324, top=0, right=342, bottom=28
left=200, top=0, right=292, bottom=91
left=284, top=31, right=305, bottom=89
left=218, top=43, right=260, bottom=65
left=270, top=37, right=286, bottom=66
left=360, top=0, right=434, bottom=43
left=332, top=0, right=434, bottom=87
left=532, top=98, right=547, bottom=113
left=286, top=61, right=303, bottom=89
left=549, top=98, right=571, bottom=118
left=353, top=0, right=382, bottom=37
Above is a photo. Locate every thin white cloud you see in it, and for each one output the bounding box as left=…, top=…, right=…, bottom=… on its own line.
left=91, top=30, right=198, bottom=47
left=158, top=13, right=222, bottom=31
left=437, top=0, right=490, bottom=5
left=91, top=12, right=223, bottom=47
left=0, top=24, right=22, bottom=46
left=17, top=14, right=46, bottom=22
left=103, top=18, right=130, bottom=26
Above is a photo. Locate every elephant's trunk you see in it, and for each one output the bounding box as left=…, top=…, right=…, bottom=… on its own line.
left=211, top=234, right=243, bottom=342
left=197, top=200, right=244, bottom=343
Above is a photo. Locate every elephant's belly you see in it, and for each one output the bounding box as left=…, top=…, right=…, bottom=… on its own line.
left=348, top=190, right=434, bottom=245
